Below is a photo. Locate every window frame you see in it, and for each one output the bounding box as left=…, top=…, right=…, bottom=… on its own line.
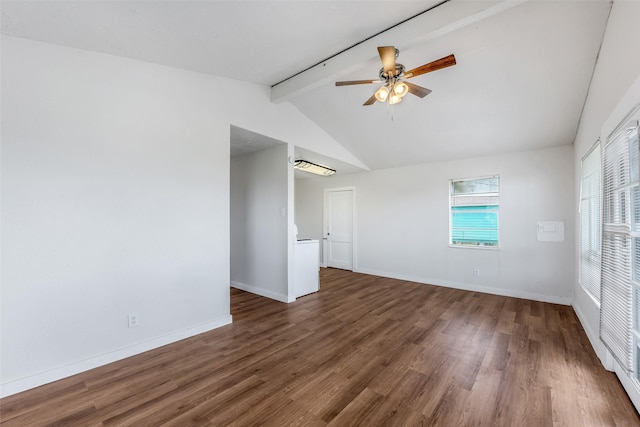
left=579, top=140, right=602, bottom=303
left=449, top=175, right=500, bottom=250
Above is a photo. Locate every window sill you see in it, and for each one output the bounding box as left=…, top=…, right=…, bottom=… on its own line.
left=449, top=244, right=500, bottom=251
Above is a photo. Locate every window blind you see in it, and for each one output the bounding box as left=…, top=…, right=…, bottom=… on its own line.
left=580, top=142, right=602, bottom=301
left=600, top=113, right=639, bottom=373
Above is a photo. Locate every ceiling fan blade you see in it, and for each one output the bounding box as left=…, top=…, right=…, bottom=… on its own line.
left=335, top=79, right=378, bottom=86
left=378, top=46, right=397, bottom=76
left=363, top=94, right=377, bottom=106
left=405, top=54, right=456, bottom=78
left=404, top=81, right=432, bottom=98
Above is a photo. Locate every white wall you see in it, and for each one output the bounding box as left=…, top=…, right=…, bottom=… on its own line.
left=0, top=36, right=355, bottom=396
left=296, top=145, right=575, bottom=304
left=230, top=144, right=291, bottom=302
left=571, top=0, right=640, bottom=411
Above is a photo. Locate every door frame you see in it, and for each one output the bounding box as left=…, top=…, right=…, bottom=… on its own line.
left=322, top=186, right=356, bottom=270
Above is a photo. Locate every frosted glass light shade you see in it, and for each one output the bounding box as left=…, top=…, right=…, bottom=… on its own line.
left=389, top=93, right=402, bottom=105
left=293, top=159, right=336, bottom=176
left=394, top=82, right=408, bottom=97
left=375, top=86, right=389, bottom=102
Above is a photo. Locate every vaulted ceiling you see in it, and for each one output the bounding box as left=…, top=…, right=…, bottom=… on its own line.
left=1, top=0, right=612, bottom=172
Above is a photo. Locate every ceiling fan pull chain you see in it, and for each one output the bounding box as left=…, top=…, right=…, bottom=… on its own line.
left=387, top=102, right=395, bottom=122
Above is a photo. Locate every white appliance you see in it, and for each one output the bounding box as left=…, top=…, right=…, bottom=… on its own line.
left=294, top=225, right=319, bottom=298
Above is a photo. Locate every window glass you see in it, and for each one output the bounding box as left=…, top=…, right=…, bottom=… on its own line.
left=450, top=176, right=499, bottom=248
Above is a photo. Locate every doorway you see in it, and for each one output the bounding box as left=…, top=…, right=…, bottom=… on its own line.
left=323, top=187, right=355, bottom=270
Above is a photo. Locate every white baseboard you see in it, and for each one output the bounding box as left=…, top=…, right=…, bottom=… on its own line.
left=615, top=360, right=640, bottom=414
left=353, top=267, right=572, bottom=306
left=231, top=281, right=294, bottom=303
left=0, top=315, right=232, bottom=398
left=572, top=301, right=614, bottom=370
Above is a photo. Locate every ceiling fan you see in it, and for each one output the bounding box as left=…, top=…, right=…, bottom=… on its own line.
left=335, top=46, right=456, bottom=106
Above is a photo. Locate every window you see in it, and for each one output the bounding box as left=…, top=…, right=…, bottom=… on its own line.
left=449, top=175, right=499, bottom=248
left=579, top=142, right=602, bottom=301
left=600, top=106, right=639, bottom=376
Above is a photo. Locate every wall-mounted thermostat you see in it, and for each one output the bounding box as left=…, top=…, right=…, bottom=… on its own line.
left=537, top=221, right=565, bottom=242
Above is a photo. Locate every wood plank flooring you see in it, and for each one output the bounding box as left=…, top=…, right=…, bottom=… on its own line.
left=2, top=268, right=639, bottom=426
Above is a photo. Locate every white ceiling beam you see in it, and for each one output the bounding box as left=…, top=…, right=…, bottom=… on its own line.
left=271, top=0, right=527, bottom=103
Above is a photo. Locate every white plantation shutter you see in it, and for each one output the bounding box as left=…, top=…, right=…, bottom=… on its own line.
left=600, top=110, right=639, bottom=373
left=579, top=143, right=602, bottom=300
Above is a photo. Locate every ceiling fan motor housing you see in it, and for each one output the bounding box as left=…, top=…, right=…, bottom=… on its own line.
left=379, top=64, right=405, bottom=80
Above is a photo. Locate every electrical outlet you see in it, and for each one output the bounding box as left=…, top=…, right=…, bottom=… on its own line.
left=473, top=269, right=480, bottom=277
left=128, top=313, right=139, bottom=328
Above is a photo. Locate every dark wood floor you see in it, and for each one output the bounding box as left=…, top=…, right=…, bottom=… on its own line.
left=2, top=268, right=639, bottom=426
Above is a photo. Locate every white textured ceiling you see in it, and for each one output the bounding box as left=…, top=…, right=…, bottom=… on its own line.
left=0, top=0, right=440, bottom=86
left=1, top=0, right=612, bottom=172
left=289, top=0, right=611, bottom=169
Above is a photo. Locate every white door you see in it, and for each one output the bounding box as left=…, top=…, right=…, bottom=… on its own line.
left=323, top=188, right=354, bottom=270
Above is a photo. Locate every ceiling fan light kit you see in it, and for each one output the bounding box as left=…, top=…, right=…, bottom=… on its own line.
left=336, top=46, right=456, bottom=107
